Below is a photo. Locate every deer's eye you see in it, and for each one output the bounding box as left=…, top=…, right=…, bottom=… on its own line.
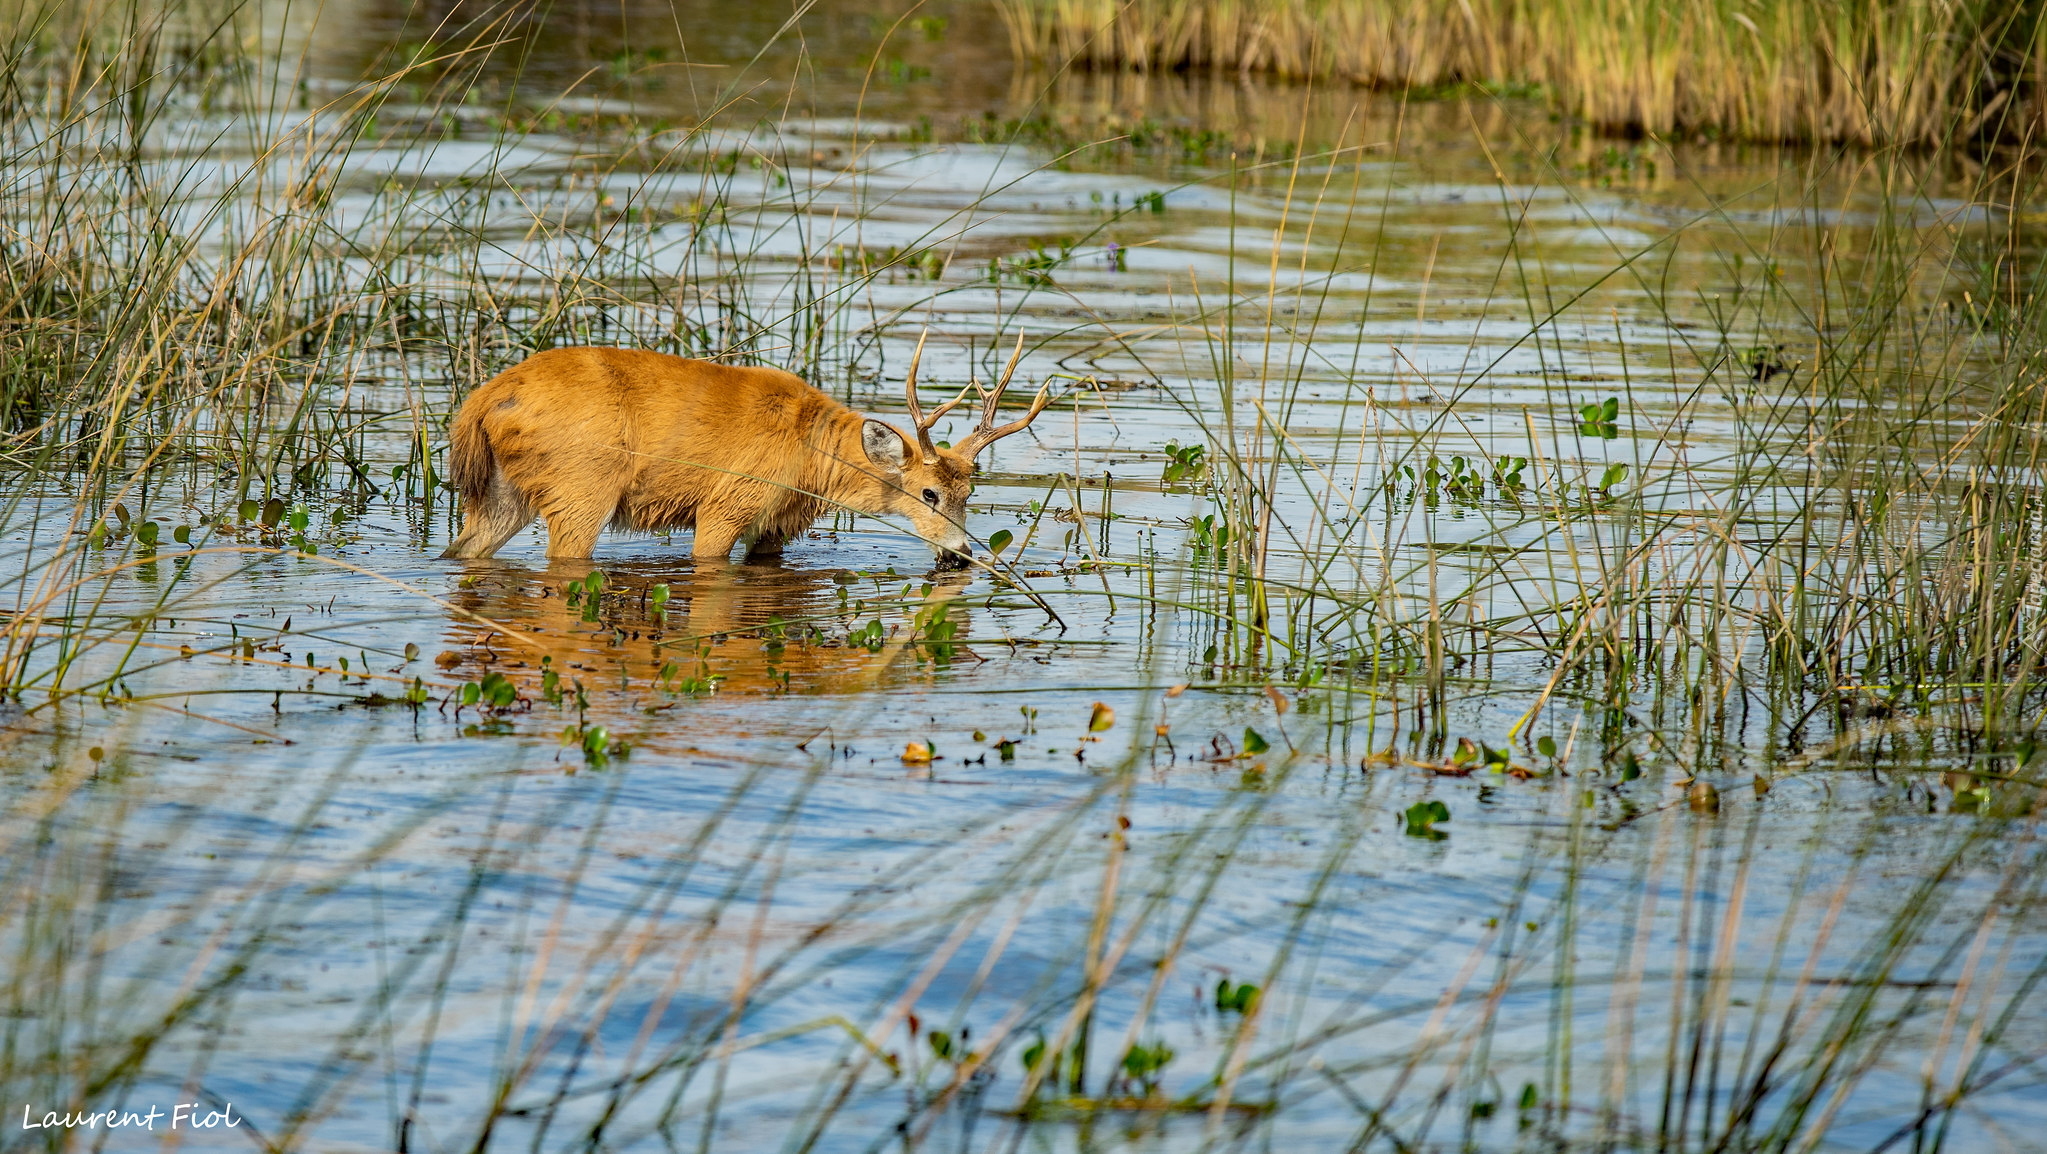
left=921, top=488, right=940, bottom=508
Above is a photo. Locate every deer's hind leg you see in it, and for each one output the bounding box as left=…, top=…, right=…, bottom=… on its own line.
left=440, top=472, right=536, bottom=559
left=538, top=483, right=625, bottom=559
left=493, top=438, right=631, bottom=559
left=542, top=504, right=614, bottom=559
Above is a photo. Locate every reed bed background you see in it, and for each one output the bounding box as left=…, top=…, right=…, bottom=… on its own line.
left=1, top=0, right=2045, bottom=1150
left=1002, top=0, right=2047, bottom=145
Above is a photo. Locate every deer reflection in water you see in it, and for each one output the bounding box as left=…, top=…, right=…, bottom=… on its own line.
left=435, top=560, right=976, bottom=720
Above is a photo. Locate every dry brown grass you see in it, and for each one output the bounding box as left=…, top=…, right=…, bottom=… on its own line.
left=1002, top=0, right=2046, bottom=145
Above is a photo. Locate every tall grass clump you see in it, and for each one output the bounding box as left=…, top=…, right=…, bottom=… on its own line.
left=1003, top=0, right=2047, bottom=145
left=1022, top=108, right=2047, bottom=1148
left=1059, top=63, right=2047, bottom=774
left=1169, top=171, right=2047, bottom=764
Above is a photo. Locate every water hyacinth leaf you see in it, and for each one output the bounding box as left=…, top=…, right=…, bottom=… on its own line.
left=1242, top=727, right=1270, bottom=754
left=1404, top=799, right=1451, bottom=838
left=852, top=619, right=886, bottom=651
left=261, top=498, right=285, bottom=527
left=1088, top=702, right=1114, bottom=731
left=172, top=524, right=191, bottom=544
left=481, top=672, right=515, bottom=708
left=238, top=498, right=260, bottom=523
left=1215, top=978, right=1259, bottom=1013
left=1120, top=1040, right=1174, bottom=1087
left=1160, top=440, right=1207, bottom=482
left=135, top=521, right=159, bottom=547
left=1579, top=396, right=1620, bottom=437
left=987, top=528, right=1012, bottom=554
left=1537, top=735, right=1558, bottom=758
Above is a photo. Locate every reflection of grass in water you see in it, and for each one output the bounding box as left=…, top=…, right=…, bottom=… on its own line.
left=1, top=2, right=2045, bottom=1150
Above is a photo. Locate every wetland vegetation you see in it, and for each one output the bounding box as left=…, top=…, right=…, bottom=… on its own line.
left=1, top=0, right=2044, bottom=1151
left=1004, top=0, right=2046, bottom=145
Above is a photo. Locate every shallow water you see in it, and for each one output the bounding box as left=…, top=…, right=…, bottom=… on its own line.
left=3, top=4, right=2043, bottom=1152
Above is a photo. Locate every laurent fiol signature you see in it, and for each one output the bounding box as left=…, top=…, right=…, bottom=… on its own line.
left=19, top=1102, right=243, bottom=1132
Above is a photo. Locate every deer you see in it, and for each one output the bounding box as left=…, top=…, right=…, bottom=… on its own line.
left=437, top=334, right=1049, bottom=565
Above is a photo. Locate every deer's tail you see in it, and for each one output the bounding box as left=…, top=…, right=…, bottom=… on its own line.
left=447, top=395, right=495, bottom=511
left=437, top=390, right=531, bottom=560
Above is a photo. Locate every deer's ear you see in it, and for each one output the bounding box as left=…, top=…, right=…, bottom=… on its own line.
left=861, top=420, right=910, bottom=472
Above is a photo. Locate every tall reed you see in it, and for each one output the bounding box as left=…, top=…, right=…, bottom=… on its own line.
left=1002, top=0, right=2047, bottom=145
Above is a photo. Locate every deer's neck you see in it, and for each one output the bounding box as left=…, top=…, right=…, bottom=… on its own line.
left=804, top=408, right=893, bottom=515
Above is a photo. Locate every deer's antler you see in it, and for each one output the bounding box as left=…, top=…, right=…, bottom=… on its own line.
left=901, top=329, right=970, bottom=464
left=955, top=331, right=1051, bottom=462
